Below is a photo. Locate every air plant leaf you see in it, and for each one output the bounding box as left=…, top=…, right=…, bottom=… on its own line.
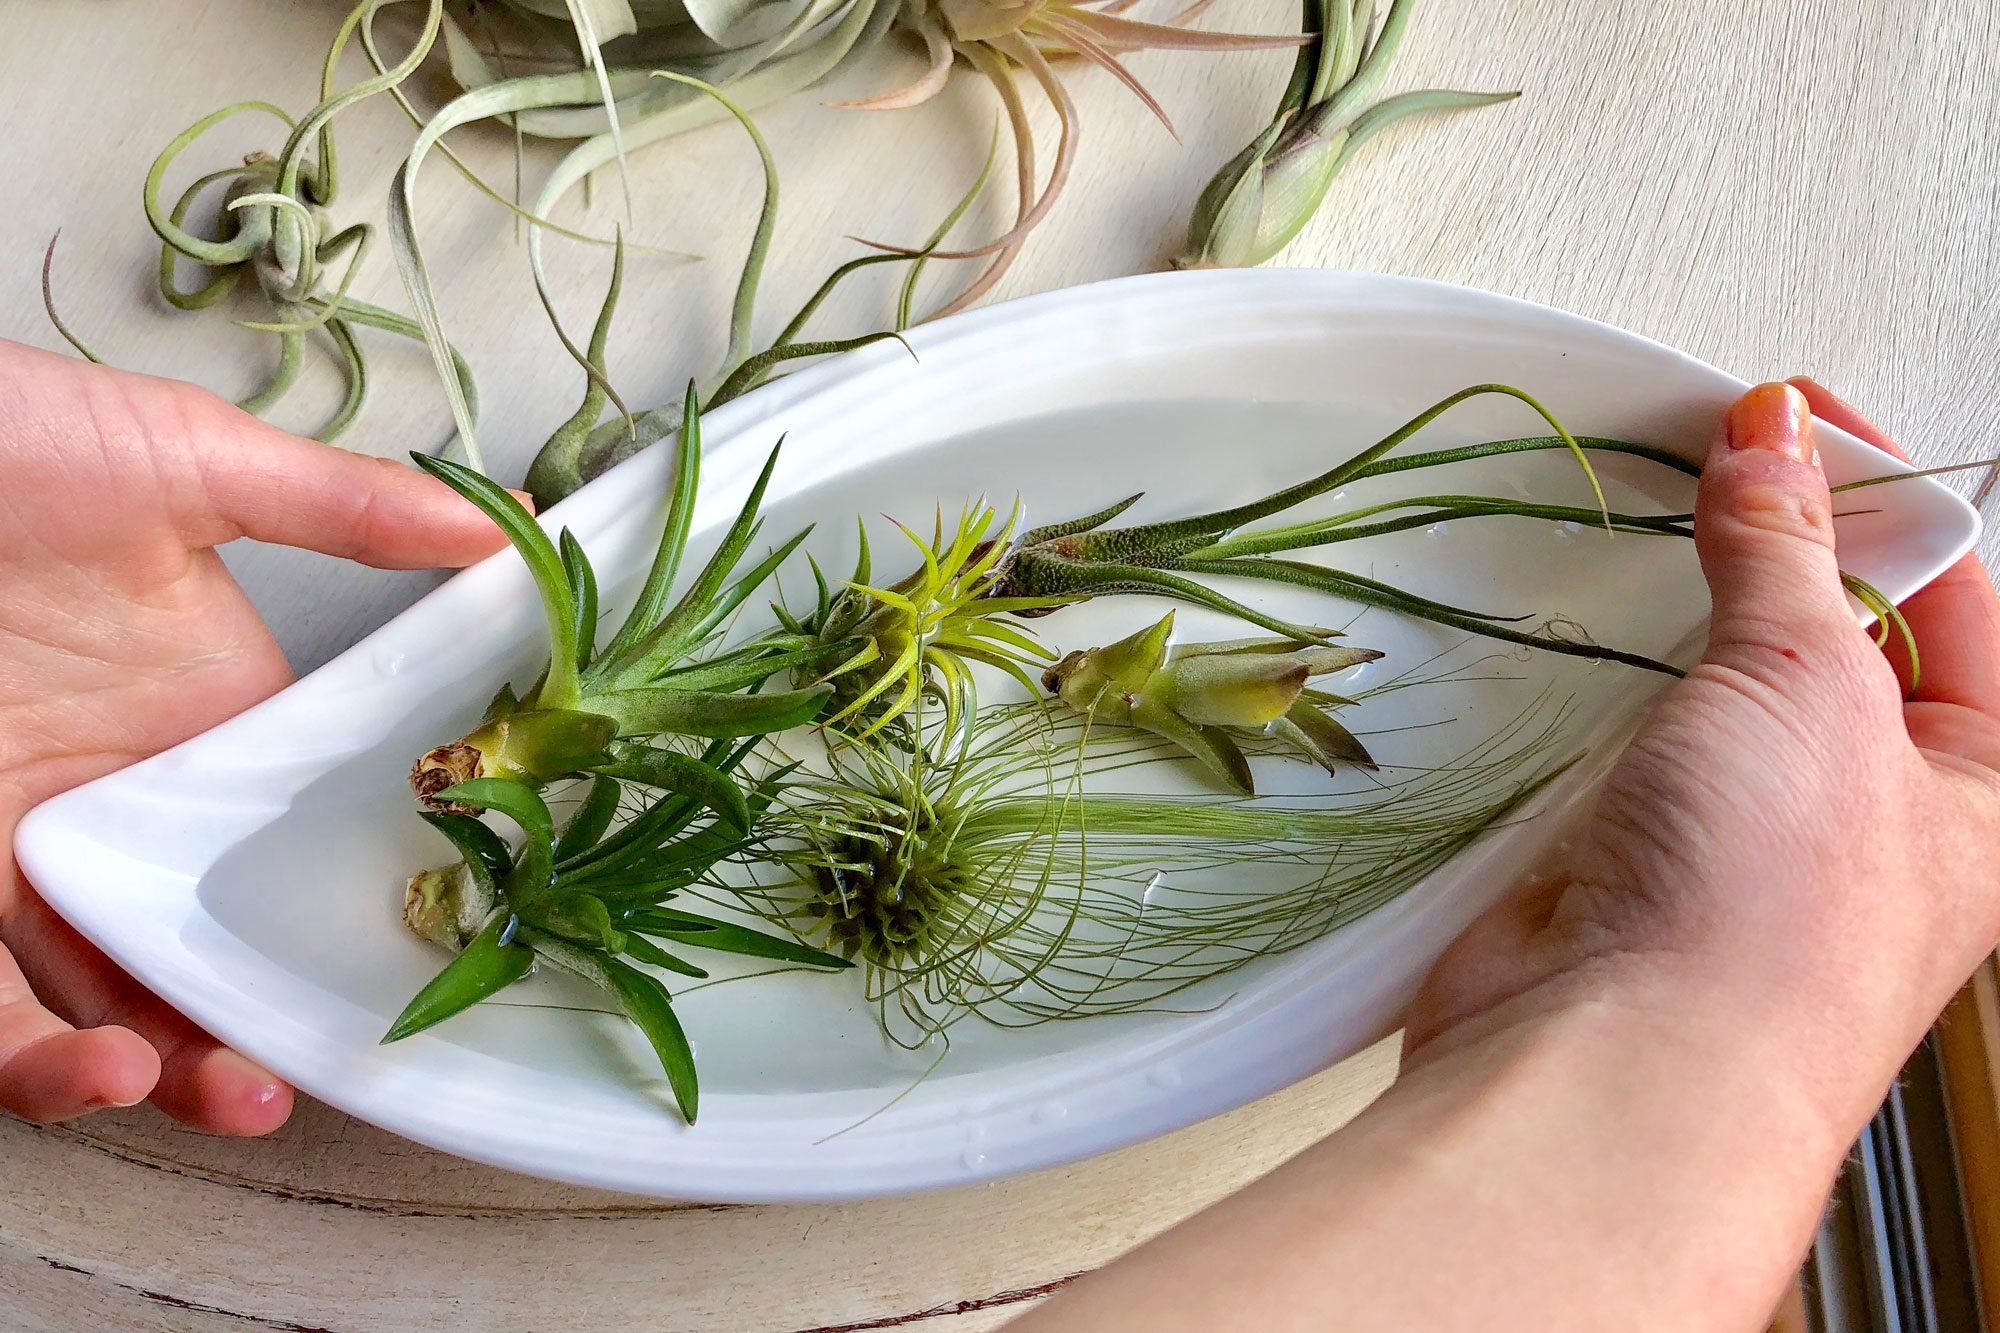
left=554, top=776, right=626, bottom=859
left=600, top=958, right=702, bottom=1122
left=628, top=908, right=854, bottom=967
left=987, top=384, right=1685, bottom=674
left=413, top=453, right=581, bottom=706
left=1045, top=613, right=1379, bottom=793
left=420, top=811, right=514, bottom=886
left=1177, top=0, right=1518, bottom=269
left=593, top=744, right=754, bottom=831
left=591, top=684, right=834, bottom=737
left=383, top=911, right=535, bottom=1042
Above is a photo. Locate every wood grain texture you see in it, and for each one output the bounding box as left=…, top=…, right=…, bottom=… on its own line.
left=0, top=0, right=1995, bottom=1328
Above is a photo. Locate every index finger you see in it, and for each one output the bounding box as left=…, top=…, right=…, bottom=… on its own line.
left=1790, top=377, right=2000, bottom=717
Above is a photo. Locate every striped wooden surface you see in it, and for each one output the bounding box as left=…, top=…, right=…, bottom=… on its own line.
left=0, top=0, right=1994, bottom=1327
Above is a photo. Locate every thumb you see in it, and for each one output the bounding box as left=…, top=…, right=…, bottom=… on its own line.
left=174, top=389, right=525, bottom=570
left=1693, top=382, right=1852, bottom=676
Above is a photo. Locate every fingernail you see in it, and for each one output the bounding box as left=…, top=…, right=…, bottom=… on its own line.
left=507, top=489, right=538, bottom=515
left=1726, top=382, right=1816, bottom=465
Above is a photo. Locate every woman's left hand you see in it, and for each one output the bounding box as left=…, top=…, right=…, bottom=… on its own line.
left=0, top=341, right=510, bottom=1132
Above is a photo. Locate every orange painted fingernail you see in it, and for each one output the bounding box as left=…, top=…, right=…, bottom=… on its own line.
left=1726, top=382, right=1815, bottom=465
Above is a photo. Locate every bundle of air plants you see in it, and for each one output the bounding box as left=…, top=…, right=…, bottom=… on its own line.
left=381, top=375, right=1961, bottom=1122
left=71, top=0, right=1518, bottom=492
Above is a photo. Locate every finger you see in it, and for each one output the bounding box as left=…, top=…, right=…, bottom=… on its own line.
left=1789, top=378, right=2000, bottom=717
left=0, top=940, right=159, bottom=1124
left=2, top=1028, right=159, bottom=1124
left=1694, top=383, right=1858, bottom=678
left=8, top=895, right=292, bottom=1135
left=1787, top=377, right=1907, bottom=460
left=1899, top=560, right=2000, bottom=717
left=171, top=389, right=522, bottom=570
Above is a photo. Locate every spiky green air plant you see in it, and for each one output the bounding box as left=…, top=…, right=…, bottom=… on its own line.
left=775, top=503, right=1070, bottom=740
left=389, top=769, right=850, bottom=1122
left=407, top=384, right=835, bottom=808
left=1043, top=611, right=1380, bottom=793
left=987, top=382, right=1698, bottom=675
left=738, top=696, right=1568, bottom=1046
left=1179, top=0, right=1517, bottom=269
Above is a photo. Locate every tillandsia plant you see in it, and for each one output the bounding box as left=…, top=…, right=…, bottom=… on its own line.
left=987, top=382, right=1701, bottom=674
left=775, top=502, right=1071, bottom=739
left=1178, top=0, right=1518, bottom=268
left=509, top=79, right=998, bottom=507
left=1042, top=610, right=1379, bottom=793
left=427, top=0, right=1306, bottom=325
left=116, top=0, right=497, bottom=455
left=737, top=696, right=1567, bottom=1045
left=391, top=767, right=849, bottom=1123
left=406, top=384, right=836, bottom=808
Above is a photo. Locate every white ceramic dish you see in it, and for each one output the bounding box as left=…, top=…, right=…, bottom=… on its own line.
left=16, top=270, right=1979, bottom=1202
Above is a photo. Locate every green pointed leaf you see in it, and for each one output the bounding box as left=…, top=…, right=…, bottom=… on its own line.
left=554, top=776, right=623, bottom=861
left=383, top=912, right=532, bottom=1042
left=1131, top=696, right=1256, bottom=794
left=560, top=529, right=599, bottom=670
left=592, top=746, right=751, bottom=831
left=630, top=908, right=852, bottom=969
left=592, top=684, right=831, bottom=738
left=1273, top=700, right=1378, bottom=771
left=621, top=934, right=710, bottom=979
left=601, top=959, right=700, bottom=1122
left=414, top=453, right=579, bottom=705
left=419, top=811, right=511, bottom=887
left=599, top=383, right=702, bottom=667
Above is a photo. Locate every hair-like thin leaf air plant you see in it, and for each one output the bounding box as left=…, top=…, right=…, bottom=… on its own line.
left=740, top=697, right=1570, bottom=1047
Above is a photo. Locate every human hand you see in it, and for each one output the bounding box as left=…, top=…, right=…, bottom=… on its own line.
left=0, top=341, right=510, bottom=1132
left=1404, top=377, right=2000, bottom=1146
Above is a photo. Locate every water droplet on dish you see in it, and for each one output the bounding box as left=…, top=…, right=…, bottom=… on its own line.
left=1031, top=1102, right=1069, bottom=1125
left=962, top=1150, right=988, bottom=1171
left=965, top=1123, right=989, bottom=1146
left=374, top=650, right=407, bottom=676
left=1425, top=522, right=1449, bottom=539
left=1553, top=521, right=1582, bottom=542
left=1148, top=1063, right=1183, bottom=1089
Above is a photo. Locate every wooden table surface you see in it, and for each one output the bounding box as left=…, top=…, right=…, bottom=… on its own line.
left=2, top=1, right=1995, bottom=1328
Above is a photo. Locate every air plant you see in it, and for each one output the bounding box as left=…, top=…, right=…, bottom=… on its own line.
left=426, top=0, right=1306, bottom=327
left=510, top=80, right=999, bottom=506
left=129, top=1, right=492, bottom=453
left=775, top=502, right=1070, bottom=739
left=390, top=766, right=850, bottom=1123
left=987, top=382, right=1700, bottom=674
left=406, top=384, right=836, bottom=808
left=1043, top=610, right=1380, bottom=793
left=1178, top=0, right=1518, bottom=268
left=737, top=695, right=1568, bottom=1046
